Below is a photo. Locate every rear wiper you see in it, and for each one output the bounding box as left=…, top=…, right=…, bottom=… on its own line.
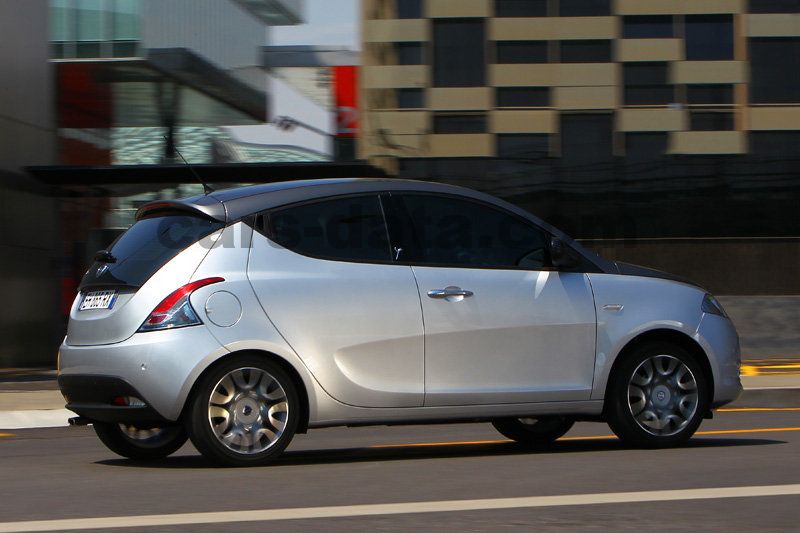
left=94, top=250, right=117, bottom=263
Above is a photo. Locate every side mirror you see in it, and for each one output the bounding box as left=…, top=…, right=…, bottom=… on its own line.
left=549, top=237, right=579, bottom=270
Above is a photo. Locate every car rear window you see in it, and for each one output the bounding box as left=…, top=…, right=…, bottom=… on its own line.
left=80, top=215, right=224, bottom=290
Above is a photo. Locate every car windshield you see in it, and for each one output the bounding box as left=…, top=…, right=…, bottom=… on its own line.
left=79, top=214, right=224, bottom=290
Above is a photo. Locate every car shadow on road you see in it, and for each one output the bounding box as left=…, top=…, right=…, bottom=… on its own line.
left=96, top=436, right=784, bottom=469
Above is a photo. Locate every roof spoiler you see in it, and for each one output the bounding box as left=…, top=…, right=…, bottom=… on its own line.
left=135, top=197, right=226, bottom=222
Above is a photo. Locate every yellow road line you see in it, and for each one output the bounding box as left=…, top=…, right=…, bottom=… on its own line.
left=741, top=363, right=800, bottom=376
left=371, top=426, right=800, bottom=449
left=0, top=433, right=15, bottom=438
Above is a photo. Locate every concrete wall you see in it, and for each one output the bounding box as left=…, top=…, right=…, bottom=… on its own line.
left=0, top=0, right=60, bottom=368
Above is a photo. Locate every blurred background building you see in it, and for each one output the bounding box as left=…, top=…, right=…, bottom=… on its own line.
left=359, top=0, right=800, bottom=295
left=0, top=0, right=365, bottom=367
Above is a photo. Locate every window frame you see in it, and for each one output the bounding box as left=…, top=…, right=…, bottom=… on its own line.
left=257, top=193, right=395, bottom=266
left=382, top=191, right=560, bottom=272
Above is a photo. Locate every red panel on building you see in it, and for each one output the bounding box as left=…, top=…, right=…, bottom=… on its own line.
left=333, top=66, right=358, bottom=138
left=57, top=63, right=113, bottom=165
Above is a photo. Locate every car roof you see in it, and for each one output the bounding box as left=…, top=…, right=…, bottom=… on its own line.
left=138, top=178, right=515, bottom=224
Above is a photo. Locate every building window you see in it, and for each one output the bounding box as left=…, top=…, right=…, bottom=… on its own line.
left=495, top=41, right=548, bottom=64
left=497, top=134, right=549, bottom=159
left=558, top=0, right=611, bottom=17
left=749, top=0, right=800, bottom=13
left=625, top=133, right=668, bottom=161
left=624, top=62, right=674, bottom=106
left=396, top=0, right=423, bottom=19
left=560, top=114, right=613, bottom=162
left=560, top=40, right=612, bottom=63
left=396, top=88, right=425, bottom=109
left=395, top=42, right=424, bottom=65
left=750, top=38, right=800, bottom=103
left=433, top=19, right=486, bottom=87
left=623, top=16, right=674, bottom=39
left=687, top=84, right=734, bottom=105
left=690, top=111, right=735, bottom=131
left=433, top=113, right=487, bottom=134
left=495, top=0, right=549, bottom=17
left=751, top=131, right=800, bottom=156
left=496, top=87, right=550, bottom=107
left=685, top=15, right=734, bottom=61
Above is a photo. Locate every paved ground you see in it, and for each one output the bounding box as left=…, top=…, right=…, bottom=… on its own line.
left=0, top=408, right=799, bottom=531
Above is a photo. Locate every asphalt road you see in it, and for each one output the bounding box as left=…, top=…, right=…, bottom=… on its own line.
left=1, top=409, right=799, bottom=531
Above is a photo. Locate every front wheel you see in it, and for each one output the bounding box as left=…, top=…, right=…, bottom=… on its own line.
left=606, top=342, right=709, bottom=448
left=93, top=422, right=188, bottom=460
left=492, top=417, right=574, bottom=447
left=186, top=356, right=299, bottom=467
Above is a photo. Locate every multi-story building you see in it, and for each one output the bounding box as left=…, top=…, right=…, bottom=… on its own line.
left=359, top=0, right=800, bottom=294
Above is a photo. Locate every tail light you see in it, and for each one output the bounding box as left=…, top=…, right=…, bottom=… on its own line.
left=138, top=277, right=224, bottom=332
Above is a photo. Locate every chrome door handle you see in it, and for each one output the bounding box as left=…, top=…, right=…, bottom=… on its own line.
left=427, top=286, right=474, bottom=300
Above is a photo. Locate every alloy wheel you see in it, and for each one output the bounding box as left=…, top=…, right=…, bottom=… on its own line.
left=207, top=367, right=289, bottom=455
left=627, top=354, right=699, bottom=437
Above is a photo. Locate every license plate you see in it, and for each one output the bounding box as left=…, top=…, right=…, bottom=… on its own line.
left=79, top=290, right=117, bottom=311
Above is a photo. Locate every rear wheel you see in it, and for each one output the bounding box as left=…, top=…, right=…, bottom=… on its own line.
left=186, top=355, right=299, bottom=467
left=93, top=422, right=187, bottom=460
left=606, top=342, right=708, bottom=448
left=492, top=417, right=574, bottom=447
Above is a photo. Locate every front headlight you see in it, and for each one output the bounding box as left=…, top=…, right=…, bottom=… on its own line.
left=702, top=293, right=728, bottom=318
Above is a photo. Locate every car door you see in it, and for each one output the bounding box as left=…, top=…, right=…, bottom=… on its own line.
left=384, top=193, right=597, bottom=406
left=247, top=194, right=425, bottom=408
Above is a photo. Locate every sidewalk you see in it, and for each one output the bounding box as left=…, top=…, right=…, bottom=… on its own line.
left=1, top=369, right=798, bottom=430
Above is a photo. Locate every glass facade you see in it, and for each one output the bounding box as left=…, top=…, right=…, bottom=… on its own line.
left=51, top=0, right=141, bottom=58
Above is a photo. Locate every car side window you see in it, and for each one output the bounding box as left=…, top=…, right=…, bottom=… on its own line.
left=388, top=194, right=549, bottom=269
left=265, top=195, right=392, bottom=263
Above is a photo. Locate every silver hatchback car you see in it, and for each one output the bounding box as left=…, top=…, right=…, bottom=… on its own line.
left=58, top=179, right=741, bottom=466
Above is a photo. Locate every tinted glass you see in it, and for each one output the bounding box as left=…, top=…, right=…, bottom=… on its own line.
left=497, top=134, right=549, bottom=158
left=397, top=88, right=425, bottom=108
left=624, top=62, right=674, bottom=105
left=495, top=0, right=548, bottom=17
left=750, top=130, right=800, bottom=155
left=390, top=194, right=549, bottom=269
left=433, top=114, right=487, bottom=133
left=624, top=62, right=668, bottom=85
left=687, top=84, right=734, bottom=105
left=496, top=41, right=548, bottom=63
left=559, top=0, right=611, bottom=17
left=433, top=19, right=486, bottom=87
left=560, top=40, right=612, bottom=63
left=396, top=42, right=424, bottom=65
left=561, top=114, right=613, bottom=163
left=685, top=15, right=734, bottom=60
left=625, top=132, right=668, bottom=161
left=750, top=38, right=800, bottom=103
left=497, top=87, right=550, bottom=107
left=623, top=16, right=674, bottom=38
left=80, top=215, right=224, bottom=290
left=749, top=0, right=800, bottom=13
left=690, top=111, right=735, bottom=131
left=396, top=0, right=423, bottom=18
left=268, top=196, right=390, bottom=262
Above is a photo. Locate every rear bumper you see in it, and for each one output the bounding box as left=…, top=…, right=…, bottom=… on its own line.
left=58, top=325, right=228, bottom=421
left=58, top=375, right=171, bottom=425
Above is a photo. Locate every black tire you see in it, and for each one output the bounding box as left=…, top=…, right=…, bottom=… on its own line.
left=93, top=422, right=188, bottom=460
left=185, top=355, right=300, bottom=467
left=492, top=417, right=574, bottom=447
left=606, top=341, right=709, bottom=448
